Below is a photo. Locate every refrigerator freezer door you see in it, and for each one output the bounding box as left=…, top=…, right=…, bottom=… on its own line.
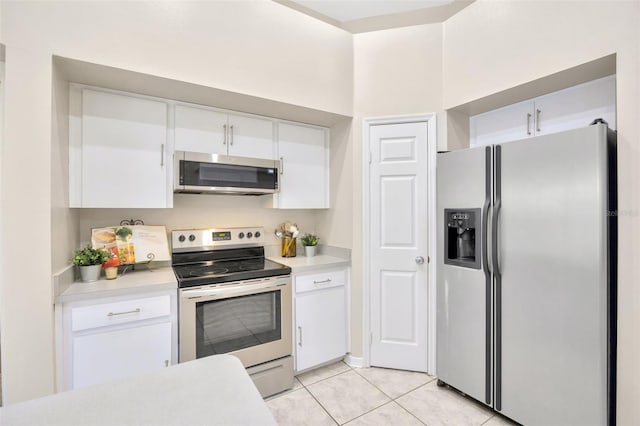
left=497, top=124, right=609, bottom=425
left=436, top=146, right=492, bottom=405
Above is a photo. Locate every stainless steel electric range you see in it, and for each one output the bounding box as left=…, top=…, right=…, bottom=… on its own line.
left=172, top=227, right=293, bottom=398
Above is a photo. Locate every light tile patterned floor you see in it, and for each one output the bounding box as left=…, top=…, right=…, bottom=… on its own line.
left=267, top=361, right=519, bottom=426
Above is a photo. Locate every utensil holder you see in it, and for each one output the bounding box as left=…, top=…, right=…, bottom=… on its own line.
left=281, top=237, right=297, bottom=257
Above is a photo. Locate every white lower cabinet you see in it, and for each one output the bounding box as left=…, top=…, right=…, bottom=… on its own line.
left=73, top=322, right=172, bottom=389
left=294, top=268, right=347, bottom=372
left=61, top=290, right=177, bottom=390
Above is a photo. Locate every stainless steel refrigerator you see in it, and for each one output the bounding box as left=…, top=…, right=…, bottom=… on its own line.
left=436, top=122, right=616, bottom=426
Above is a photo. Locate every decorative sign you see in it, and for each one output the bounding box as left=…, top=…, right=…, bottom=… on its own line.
left=91, top=225, right=170, bottom=266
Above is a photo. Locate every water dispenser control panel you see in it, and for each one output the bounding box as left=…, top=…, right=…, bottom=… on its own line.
left=444, top=208, right=481, bottom=269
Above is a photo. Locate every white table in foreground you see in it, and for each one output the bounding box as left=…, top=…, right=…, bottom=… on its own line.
left=0, top=355, right=276, bottom=426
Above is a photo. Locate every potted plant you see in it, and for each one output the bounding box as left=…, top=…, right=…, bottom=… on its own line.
left=72, top=245, right=110, bottom=282
left=301, top=233, right=319, bottom=257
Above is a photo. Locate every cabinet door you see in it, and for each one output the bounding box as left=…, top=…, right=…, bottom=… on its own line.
left=228, top=114, right=275, bottom=159
left=72, top=321, right=171, bottom=389
left=470, top=100, right=534, bottom=147
left=81, top=90, right=169, bottom=208
left=295, top=287, right=346, bottom=372
left=174, top=104, right=228, bottom=155
left=277, top=122, right=329, bottom=209
left=534, top=75, right=616, bottom=136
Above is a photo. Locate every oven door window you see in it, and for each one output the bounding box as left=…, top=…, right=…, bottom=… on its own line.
left=195, top=290, right=281, bottom=358
left=181, top=161, right=277, bottom=190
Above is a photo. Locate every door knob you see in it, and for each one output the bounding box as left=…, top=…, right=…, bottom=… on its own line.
left=415, top=256, right=425, bottom=265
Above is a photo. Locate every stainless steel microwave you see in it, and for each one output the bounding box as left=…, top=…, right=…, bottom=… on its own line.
left=174, top=151, right=279, bottom=195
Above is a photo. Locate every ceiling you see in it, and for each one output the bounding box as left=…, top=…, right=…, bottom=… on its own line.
left=275, top=0, right=474, bottom=33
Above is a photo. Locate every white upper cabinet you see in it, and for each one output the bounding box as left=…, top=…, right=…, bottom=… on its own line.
left=174, top=105, right=227, bottom=155
left=276, top=122, right=330, bottom=209
left=470, top=75, right=616, bottom=147
left=470, top=99, right=534, bottom=147
left=70, top=88, right=171, bottom=208
left=227, top=113, right=275, bottom=159
left=174, top=105, right=275, bottom=160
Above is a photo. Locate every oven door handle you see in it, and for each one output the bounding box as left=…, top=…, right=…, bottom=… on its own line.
left=181, top=280, right=288, bottom=299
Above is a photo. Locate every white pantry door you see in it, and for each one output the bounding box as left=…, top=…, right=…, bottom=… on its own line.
left=369, top=121, right=429, bottom=372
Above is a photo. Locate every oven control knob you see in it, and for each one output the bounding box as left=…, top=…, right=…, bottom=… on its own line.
left=238, top=232, right=245, bottom=239
left=178, top=235, right=186, bottom=243
left=247, top=232, right=253, bottom=239
left=189, top=234, right=196, bottom=242
left=255, top=231, right=261, bottom=238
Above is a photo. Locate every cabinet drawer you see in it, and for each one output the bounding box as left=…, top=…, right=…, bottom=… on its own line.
left=296, top=269, right=346, bottom=293
left=71, top=295, right=171, bottom=331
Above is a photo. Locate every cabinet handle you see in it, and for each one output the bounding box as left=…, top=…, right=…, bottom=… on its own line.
left=160, top=144, right=165, bottom=166
left=536, top=109, right=541, bottom=133
left=526, top=113, right=532, bottom=135
left=164, top=360, right=169, bottom=367
left=313, top=278, right=332, bottom=285
left=230, top=125, right=234, bottom=145
left=280, top=157, right=284, bottom=175
left=298, top=326, right=303, bottom=347
left=107, top=308, right=141, bottom=317
left=223, top=124, right=227, bottom=145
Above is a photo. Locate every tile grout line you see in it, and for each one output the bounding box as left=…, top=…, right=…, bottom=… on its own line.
left=480, top=414, right=496, bottom=425
left=302, top=364, right=391, bottom=425
left=297, top=363, right=355, bottom=425
left=347, top=367, right=434, bottom=425
left=296, top=361, right=353, bottom=387
left=304, top=386, right=342, bottom=426
left=390, top=380, right=434, bottom=426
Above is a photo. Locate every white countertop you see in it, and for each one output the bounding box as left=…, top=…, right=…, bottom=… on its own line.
left=267, top=254, right=349, bottom=273
left=56, top=266, right=178, bottom=303
left=0, top=354, right=276, bottom=426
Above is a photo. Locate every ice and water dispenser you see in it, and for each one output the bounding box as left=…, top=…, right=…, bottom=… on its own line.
left=444, top=209, right=481, bottom=269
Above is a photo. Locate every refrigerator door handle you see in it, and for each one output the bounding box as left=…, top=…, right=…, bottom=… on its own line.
left=482, top=146, right=492, bottom=276
left=493, top=144, right=503, bottom=411
left=493, top=202, right=502, bottom=276
left=492, top=147, right=502, bottom=278
left=482, top=146, right=492, bottom=405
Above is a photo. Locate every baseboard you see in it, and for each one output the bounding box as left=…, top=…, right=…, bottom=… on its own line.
left=344, top=355, right=365, bottom=368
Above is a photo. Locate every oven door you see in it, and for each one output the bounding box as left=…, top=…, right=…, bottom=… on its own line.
left=179, top=276, right=292, bottom=367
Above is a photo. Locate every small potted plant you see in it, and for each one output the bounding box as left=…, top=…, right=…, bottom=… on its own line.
left=301, top=233, right=319, bottom=257
left=72, top=245, right=110, bottom=282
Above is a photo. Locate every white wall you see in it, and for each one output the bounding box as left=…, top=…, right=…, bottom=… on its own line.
left=443, top=1, right=640, bottom=424
left=0, top=0, right=352, bottom=404
left=78, top=196, right=320, bottom=248
left=3, top=3, right=638, bottom=421
left=347, top=24, right=444, bottom=358
left=52, top=66, right=79, bottom=274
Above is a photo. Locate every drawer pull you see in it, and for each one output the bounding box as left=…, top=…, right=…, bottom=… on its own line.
left=313, top=278, right=332, bottom=285
left=107, top=308, right=141, bottom=317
